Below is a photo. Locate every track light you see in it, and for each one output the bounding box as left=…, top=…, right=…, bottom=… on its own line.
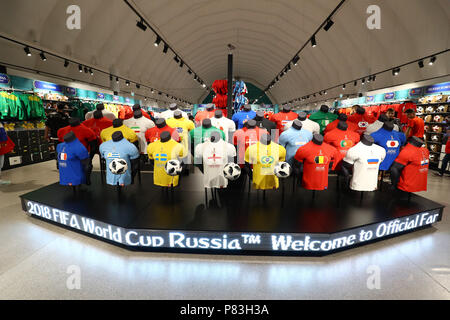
left=89, top=68, right=94, bottom=75
left=324, top=91, right=327, bottom=95
left=163, top=43, right=168, bottom=54
left=39, top=51, right=46, bottom=61
left=323, top=19, right=334, bottom=31
left=84, top=66, right=88, bottom=73
left=136, top=83, right=140, bottom=89
left=392, top=67, right=400, bottom=76
left=180, top=61, right=184, bottom=68
left=429, top=56, right=436, bottom=65
left=126, top=80, right=130, bottom=86
left=109, top=74, right=113, bottom=81
left=418, top=60, right=424, bottom=68
left=151, top=89, right=155, bottom=94
left=372, top=74, right=376, bottom=81
left=342, top=84, right=346, bottom=90
left=116, top=77, right=119, bottom=83
left=174, top=55, right=180, bottom=63
left=79, top=64, right=83, bottom=72
left=24, top=46, right=31, bottom=56
left=187, top=69, right=192, bottom=75
left=311, top=35, right=317, bottom=47
left=293, top=55, right=300, bottom=66
left=64, top=60, right=69, bottom=68
left=361, top=78, right=365, bottom=85
left=287, top=63, right=291, bottom=72
left=154, top=35, right=161, bottom=47
left=354, top=80, right=357, bottom=86
left=136, top=19, right=147, bottom=31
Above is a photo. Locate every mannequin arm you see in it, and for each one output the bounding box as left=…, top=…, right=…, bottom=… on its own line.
left=389, top=162, right=405, bottom=188
left=88, top=140, right=97, bottom=159
left=244, top=162, right=253, bottom=180
left=292, top=159, right=303, bottom=178
left=130, top=158, right=140, bottom=183
left=340, top=161, right=352, bottom=178
left=81, top=158, right=92, bottom=185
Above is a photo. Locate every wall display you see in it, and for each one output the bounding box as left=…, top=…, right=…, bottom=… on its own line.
left=244, top=141, right=286, bottom=190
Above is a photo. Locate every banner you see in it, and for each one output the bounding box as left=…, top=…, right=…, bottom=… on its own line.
left=34, top=80, right=62, bottom=92
left=425, top=82, right=450, bottom=94
left=0, top=73, right=10, bottom=86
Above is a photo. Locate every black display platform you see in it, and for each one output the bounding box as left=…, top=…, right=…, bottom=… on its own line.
left=20, top=170, right=444, bottom=256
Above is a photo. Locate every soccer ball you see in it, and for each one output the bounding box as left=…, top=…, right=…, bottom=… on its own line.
left=437, top=105, right=447, bottom=113
left=109, top=159, right=128, bottom=175
left=430, top=144, right=438, bottom=152
left=425, top=106, right=434, bottom=113
left=424, top=115, right=432, bottom=123
left=433, top=115, right=443, bottom=122
left=431, top=135, right=440, bottom=142
left=429, top=154, right=437, bottom=162
left=223, top=163, right=241, bottom=181
left=432, top=125, right=442, bottom=133
left=165, top=159, right=182, bottom=176
left=274, top=162, right=291, bottom=178
left=416, top=106, right=424, bottom=115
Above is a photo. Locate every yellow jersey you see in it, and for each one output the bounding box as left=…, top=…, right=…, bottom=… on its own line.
left=166, top=117, right=195, bottom=149
left=100, top=125, right=138, bottom=143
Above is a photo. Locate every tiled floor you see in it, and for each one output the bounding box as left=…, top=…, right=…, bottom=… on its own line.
left=0, top=159, right=449, bottom=299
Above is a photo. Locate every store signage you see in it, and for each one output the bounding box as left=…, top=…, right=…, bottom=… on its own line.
left=0, top=73, right=10, bottom=85
left=65, top=87, right=77, bottom=96
left=113, top=95, right=120, bottom=102
left=23, top=200, right=441, bottom=255
left=409, top=88, right=422, bottom=96
left=125, top=97, right=131, bottom=103
left=97, top=93, right=105, bottom=100
left=34, top=80, right=62, bottom=92
left=425, top=82, right=450, bottom=94
left=366, top=96, right=374, bottom=103
left=384, top=92, right=395, bottom=100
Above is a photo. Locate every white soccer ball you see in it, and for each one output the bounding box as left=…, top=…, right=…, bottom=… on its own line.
left=109, top=159, right=128, bottom=175
left=416, top=106, right=424, bottom=115
left=437, top=105, right=446, bottom=113
left=274, top=162, right=291, bottom=178
left=223, top=163, right=241, bottom=181
left=165, top=159, right=182, bottom=176
left=431, top=135, right=440, bottom=142
left=425, top=106, right=434, bottom=113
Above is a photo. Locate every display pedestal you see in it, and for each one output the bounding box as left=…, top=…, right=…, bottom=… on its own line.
left=20, top=171, right=444, bottom=256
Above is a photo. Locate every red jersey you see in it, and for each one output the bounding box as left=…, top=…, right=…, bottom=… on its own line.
left=57, top=124, right=97, bottom=150
left=294, top=141, right=340, bottom=190
left=397, top=102, right=417, bottom=125
left=194, top=109, right=216, bottom=125
left=82, top=117, right=113, bottom=144
left=145, top=125, right=180, bottom=143
left=323, top=128, right=360, bottom=169
left=394, top=143, right=429, bottom=192
left=406, top=117, right=424, bottom=138
left=446, top=139, right=450, bottom=154
left=269, top=111, right=298, bottom=132
left=324, top=119, right=358, bottom=134
left=119, top=106, right=152, bottom=120
left=233, top=126, right=267, bottom=164
left=347, top=113, right=376, bottom=135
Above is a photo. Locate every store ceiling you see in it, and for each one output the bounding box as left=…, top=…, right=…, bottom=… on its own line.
left=0, top=0, right=449, bottom=106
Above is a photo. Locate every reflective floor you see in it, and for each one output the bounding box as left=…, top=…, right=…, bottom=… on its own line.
left=0, top=157, right=449, bottom=299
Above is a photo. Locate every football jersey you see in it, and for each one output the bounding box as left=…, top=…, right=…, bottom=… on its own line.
left=147, top=139, right=186, bottom=187
left=233, top=126, right=268, bottom=164
left=394, top=143, right=429, bottom=192
left=124, top=117, right=155, bottom=154
left=294, top=141, right=340, bottom=190
left=370, top=128, right=406, bottom=170
left=308, top=111, right=338, bottom=134
left=166, top=117, right=195, bottom=150
left=57, top=124, right=97, bottom=150
left=82, top=117, right=113, bottom=145
left=189, top=125, right=226, bottom=149
left=145, top=125, right=180, bottom=143
left=85, top=109, right=116, bottom=121
left=407, top=117, right=425, bottom=138
left=245, top=141, right=286, bottom=190
left=269, top=111, right=298, bottom=132
left=323, top=128, right=360, bottom=169
left=232, top=110, right=256, bottom=129
left=56, top=138, right=89, bottom=186
left=194, top=109, right=216, bottom=125
left=278, top=127, right=313, bottom=164
left=365, top=120, right=400, bottom=134
left=254, top=118, right=277, bottom=135
left=284, top=118, right=321, bottom=135
left=343, top=142, right=386, bottom=191
left=99, top=138, right=140, bottom=186
left=159, top=109, right=189, bottom=120
left=210, top=116, right=236, bottom=142
left=347, top=113, right=376, bottom=135
left=324, top=119, right=358, bottom=134
left=194, top=140, right=236, bottom=188
left=100, top=125, right=138, bottom=143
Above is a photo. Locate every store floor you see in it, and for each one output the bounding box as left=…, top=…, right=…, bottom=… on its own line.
left=0, top=158, right=449, bottom=300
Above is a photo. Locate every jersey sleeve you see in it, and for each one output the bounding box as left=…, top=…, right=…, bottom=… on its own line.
left=343, top=145, right=357, bottom=165
left=171, top=129, right=180, bottom=142
left=278, top=131, right=288, bottom=148
left=294, top=145, right=307, bottom=162
left=394, top=148, right=410, bottom=166
left=57, top=127, right=65, bottom=142
left=187, top=120, right=195, bottom=131
left=330, top=145, right=341, bottom=170
left=99, top=143, right=106, bottom=158
left=219, top=129, right=226, bottom=140
left=145, top=128, right=152, bottom=143
left=85, top=127, right=97, bottom=142
left=278, top=145, right=287, bottom=162
left=177, top=143, right=187, bottom=159
left=398, top=132, right=406, bottom=146
left=128, top=143, right=140, bottom=160
left=244, top=145, right=252, bottom=163
left=100, top=128, right=108, bottom=142
left=76, top=143, right=89, bottom=160
left=194, top=143, right=204, bottom=164
left=147, top=143, right=154, bottom=159
left=227, top=143, right=237, bottom=159
left=127, top=128, right=138, bottom=143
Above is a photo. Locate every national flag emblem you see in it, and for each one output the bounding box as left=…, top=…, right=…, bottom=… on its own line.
left=261, top=156, right=274, bottom=164
left=367, top=158, right=379, bottom=164
left=386, top=140, right=399, bottom=148
left=107, top=152, right=120, bottom=159
left=176, top=127, right=183, bottom=133
left=420, top=159, right=429, bottom=166
left=59, top=153, right=67, bottom=161
left=358, top=121, right=369, bottom=128
left=155, top=153, right=168, bottom=162
left=340, top=140, right=353, bottom=148
left=314, top=155, right=327, bottom=164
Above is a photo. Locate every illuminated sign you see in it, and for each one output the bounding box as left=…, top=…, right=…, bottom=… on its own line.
left=34, top=80, right=62, bottom=92
left=384, top=92, right=395, bottom=100
left=0, top=73, right=10, bottom=85
left=23, top=200, right=442, bottom=255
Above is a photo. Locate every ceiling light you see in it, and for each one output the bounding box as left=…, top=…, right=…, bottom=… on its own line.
left=293, top=55, right=300, bottom=66
left=136, top=83, right=140, bottom=89
left=342, top=84, right=346, bottom=90
left=180, top=61, right=184, bottom=68
left=64, top=60, right=69, bottom=68
left=116, top=77, right=119, bottom=83
left=324, top=91, right=327, bottom=95
left=187, top=69, right=192, bottom=75
left=174, top=55, right=180, bottom=63
left=372, top=75, right=376, bottom=81
left=163, top=44, right=168, bottom=54
left=79, top=64, right=83, bottom=72
left=392, top=67, right=400, bottom=76
left=136, top=19, right=147, bottom=31
left=24, top=46, right=31, bottom=56
left=429, top=56, right=436, bottom=65
left=84, top=66, right=88, bottom=73
left=89, top=68, right=94, bottom=75
left=323, top=19, right=334, bottom=31
left=126, top=80, right=130, bottom=86
left=361, top=78, right=365, bottom=85
left=39, top=51, right=46, bottom=61
left=151, top=89, right=154, bottom=94
left=311, top=35, right=317, bottom=47
left=418, top=60, right=424, bottom=68
left=154, top=35, right=161, bottom=47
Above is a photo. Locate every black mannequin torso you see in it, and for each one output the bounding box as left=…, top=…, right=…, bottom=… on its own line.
left=63, top=131, right=76, bottom=143
left=254, top=111, right=264, bottom=121
left=93, top=110, right=103, bottom=119
left=360, top=133, right=374, bottom=146
left=160, top=131, right=171, bottom=142
left=337, top=113, right=348, bottom=122
left=356, top=106, right=365, bottom=115
left=202, top=118, right=212, bottom=129
left=282, top=105, right=292, bottom=113
left=246, top=119, right=257, bottom=129
left=134, top=110, right=143, bottom=119
left=260, top=133, right=271, bottom=145
left=382, top=121, right=394, bottom=131
left=312, top=134, right=323, bottom=145
left=243, top=105, right=252, bottom=112
left=96, top=103, right=105, bottom=111
left=174, top=110, right=182, bottom=119
left=155, top=118, right=166, bottom=128
left=214, top=110, right=223, bottom=118
left=298, top=112, right=307, bottom=121
left=320, top=105, right=329, bottom=113
left=169, top=105, right=178, bottom=111
left=210, top=131, right=221, bottom=143
left=69, top=118, right=80, bottom=127
left=206, top=105, right=214, bottom=112
left=112, top=131, right=124, bottom=142
left=378, top=114, right=388, bottom=123
left=337, top=121, right=348, bottom=131
left=291, top=119, right=303, bottom=130
left=113, top=119, right=123, bottom=128
left=132, top=104, right=141, bottom=112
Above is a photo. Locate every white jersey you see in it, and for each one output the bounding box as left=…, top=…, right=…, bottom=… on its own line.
left=284, top=118, right=320, bottom=134
left=85, top=110, right=116, bottom=121
left=210, top=116, right=236, bottom=143
left=123, top=117, right=155, bottom=154
left=365, top=120, right=399, bottom=134
left=159, top=109, right=189, bottom=120
left=343, top=142, right=386, bottom=191
left=195, top=140, right=236, bottom=188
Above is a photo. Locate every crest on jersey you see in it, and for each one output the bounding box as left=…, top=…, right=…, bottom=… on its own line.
left=386, top=140, right=399, bottom=148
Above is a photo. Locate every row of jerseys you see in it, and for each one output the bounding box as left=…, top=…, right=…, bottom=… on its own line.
left=337, top=102, right=417, bottom=125
left=0, top=91, right=45, bottom=120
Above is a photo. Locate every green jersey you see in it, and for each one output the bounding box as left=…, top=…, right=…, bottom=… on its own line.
left=0, top=91, right=9, bottom=119
left=308, top=111, right=338, bottom=134
left=189, top=125, right=226, bottom=148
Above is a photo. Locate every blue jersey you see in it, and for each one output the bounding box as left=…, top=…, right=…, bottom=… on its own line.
left=232, top=110, right=256, bottom=129
left=57, top=138, right=89, bottom=186
left=370, top=127, right=406, bottom=170
left=99, top=138, right=140, bottom=186
left=279, top=127, right=313, bottom=164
